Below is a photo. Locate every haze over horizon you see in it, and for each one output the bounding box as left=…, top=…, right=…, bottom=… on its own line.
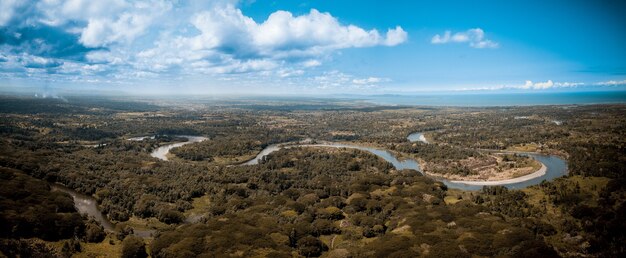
left=1, top=3, right=626, bottom=256
left=1, top=0, right=626, bottom=95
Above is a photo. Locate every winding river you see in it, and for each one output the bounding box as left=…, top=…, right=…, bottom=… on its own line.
left=240, top=134, right=568, bottom=191
left=149, top=135, right=208, bottom=161
left=54, top=132, right=567, bottom=236
left=51, top=184, right=115, bottom=232
left=52, top=184, right=157, bottom=237
left=143, top=133, right=566, bottom=191
left=48, top=135, right=209, bottom=234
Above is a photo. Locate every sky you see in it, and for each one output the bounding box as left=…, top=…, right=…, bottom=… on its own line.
left=1, top=0, right=625, bottom=95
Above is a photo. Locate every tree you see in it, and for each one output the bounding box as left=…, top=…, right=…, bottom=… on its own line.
left=316, top=206, right=344, bottom=220
left=297, top=236, right=327, bottom=257
left=84, top=219, right=106, bottom=243
left=157, top=209, right=184, bottom=224
left=311, top=219, right=339, bottom=236
left=121, top=235, right=148, bottom=258
left=117, top=225, right=134, bottom=241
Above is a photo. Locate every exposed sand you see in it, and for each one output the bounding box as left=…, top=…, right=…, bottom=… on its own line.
left=450, top=163, right=547, bottom=185
left=242, top=139, right=565, bottom=190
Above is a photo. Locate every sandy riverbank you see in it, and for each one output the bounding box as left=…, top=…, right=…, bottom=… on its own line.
left=450, top=163, right=547, bottom=186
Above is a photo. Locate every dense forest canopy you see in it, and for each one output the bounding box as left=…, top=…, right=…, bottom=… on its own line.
left=0, top=96, right=624, bottom=257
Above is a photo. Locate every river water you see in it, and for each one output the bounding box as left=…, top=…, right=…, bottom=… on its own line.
left=50, top=132, right=567, bottom=237
left=46, top=135, right=208, bottom=234
left=241, top=144, right=282, bottom=165
left=443, top=153, right=567, bottom=190
left=242, top=139, right=568, bottom=191
left=51, top=184, right=115, bottom=232
left=407, top=132, right=429, bottom=144
left=149, top=135, right=208, bottom=161
left=52, top=184, right=158, bottom=237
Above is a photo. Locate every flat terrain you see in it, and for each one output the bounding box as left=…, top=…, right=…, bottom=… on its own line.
left=0, top=96, right=624, bottom=257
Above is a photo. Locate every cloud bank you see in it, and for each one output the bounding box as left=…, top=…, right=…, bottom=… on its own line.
left=0, top=0, right=406, bottom=90
left=462, top=79, right=626, bottom=91
left=431, top=28, right=498, bottom=49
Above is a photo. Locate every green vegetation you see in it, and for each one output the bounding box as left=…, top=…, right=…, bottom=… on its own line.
left=0, top=167, right=108, bottom=257
left=121, top=235, right=148, bottom=258
left=0, top=167, right=83, bottom=241
left=0, top=96, right=624, bottom=257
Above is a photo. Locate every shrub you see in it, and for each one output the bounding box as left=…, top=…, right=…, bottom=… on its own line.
left=157, top=209, right=184, bottom=224
left=121, top=235, right=147, bottom=258
left=84, top=220, right=106, bottom=243
left=297, top=236, right=327, bottom=257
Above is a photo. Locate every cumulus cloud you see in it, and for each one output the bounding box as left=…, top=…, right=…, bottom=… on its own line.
left=522, top=80, right=553, bottom=89
left=129, top=4, right=407, bottom=75
left=21, top=55, right=63, bottom=69
left=431, top=28, right=498, bottom=49
left=0, top=0, right=23, bottom=26
left=79, top=9, right=168, bottom=47
left=255, top=9, right=405, bottom=50
left=384, top=26, right=409, bottom=46
left=178, top=6, right=406, bottom=60
left=20, top=0, right=172, bottom=47
left=0, top=1, right=407, bottom=88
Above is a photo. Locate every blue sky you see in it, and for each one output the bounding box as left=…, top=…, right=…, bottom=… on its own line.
left=1, top=0, right=625, bottom=95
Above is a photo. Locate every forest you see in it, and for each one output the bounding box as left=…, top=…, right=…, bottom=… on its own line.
left=0, top=96, right=624, bottom=257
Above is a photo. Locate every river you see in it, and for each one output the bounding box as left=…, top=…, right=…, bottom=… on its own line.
left=51, top=184, right=115, bottom=232
left=52, top=184, right=157, bottom=237
left=407, top=132, right=429, bottom=144
left=241, top=137, right=568, bottom=191
left=46, top=135, right=209, bottom=235
left=146, top=135, right=208, bottom=161
left=126, top=135, right=209, bottom=161
left=51, top=132, right=566, bottom=236
left=241, top=144, right=282, bottom=165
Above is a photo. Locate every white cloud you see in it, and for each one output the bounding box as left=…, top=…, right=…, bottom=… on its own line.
left=79, top=1, right=172, bottom=47
left=313, top=70, right=352, bottom=89
left=352, top=77, right=390, bottom=85
left=188, top=57, right=279, bottom=75
left=27, top=0, right=172, bottom=47
left=301, top=59, right=322, bottom=67
left=80, top=13, right=152, bottom=47
left=311, top=71, right=390, bottom=89
left=132, top=4, right=407, bottom=75
left=431, top=31, right=449, bottom=44
left=461, top=79, right=625, bottom=91
left=384, top=26, right=409, bottom=46
left=431, top=28, right=498, bottom=49
left=0, top=0, right=23, bottom=26
left=37, top=0, right=128, bottom=26
left=19, top=54, right=63, bottom=69
left=384, top=26, right=408, bottom=46
left=188, top=6, right=407, bottom=56
left=595, top=79, right=626, bottom=86
left=277, top=69, right=304, bottom=78
left=0, top=1, right=407, bottom=90
left=86, top=50, right=124, bottom=65
left=554, top=81, right=585, bottom=87
left=523, top=80, right=553, bottom=89
left=522, top=80, right=587, bottom=89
